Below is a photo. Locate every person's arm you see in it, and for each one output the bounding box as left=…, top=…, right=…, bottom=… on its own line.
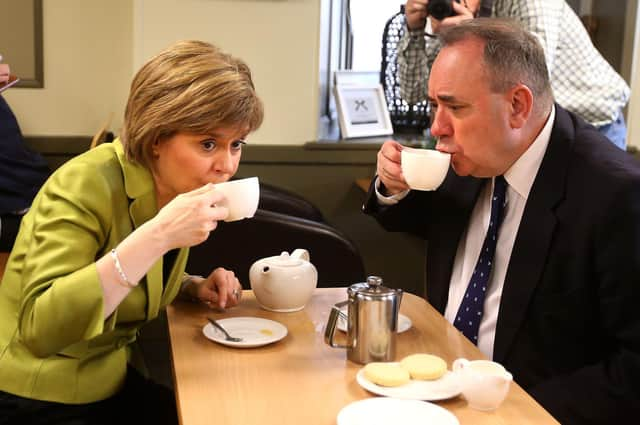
left=95, top=183, right=228, bottom=317
left=528, top=180, right=640, bottom=423
left=16, top=161, right=226, bottom=357
left=496, top=0, right=563, bottom=74
left=398, top=23, right=440, bottom=104
left=363, top=141, right=432, bottom=237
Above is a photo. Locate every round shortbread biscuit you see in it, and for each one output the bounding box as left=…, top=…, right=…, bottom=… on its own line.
left=400, top=353, right=447, bottom=380
left=363, top=362, right=410, bottom=387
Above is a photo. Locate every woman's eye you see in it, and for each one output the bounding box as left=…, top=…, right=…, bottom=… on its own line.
left=201, top=140, right=216, bottom=151
left=231, top=140, right=246, bottom=151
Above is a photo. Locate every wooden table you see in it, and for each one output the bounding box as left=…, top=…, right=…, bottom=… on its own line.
left=167, top=288, right=559, bottom=425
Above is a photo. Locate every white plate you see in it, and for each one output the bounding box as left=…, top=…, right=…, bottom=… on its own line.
left=337, top=312, right=412, bottom=334
left=356, top=365, right=462, bottom=401
left=337, top=397, right=459, bottom=425
left=202, top=317, right=288, bottom=348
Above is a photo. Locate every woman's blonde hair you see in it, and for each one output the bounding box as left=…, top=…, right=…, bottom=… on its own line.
left=121, top=40, right=264, bottom=167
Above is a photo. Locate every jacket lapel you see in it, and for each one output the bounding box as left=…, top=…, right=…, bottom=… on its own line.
left=114, top=140, right=163, bottom=320
left=493, top=106, right=573, bottom=362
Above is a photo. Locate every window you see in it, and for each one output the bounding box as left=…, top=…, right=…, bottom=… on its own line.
left=318, top=0, right=406, bottom=140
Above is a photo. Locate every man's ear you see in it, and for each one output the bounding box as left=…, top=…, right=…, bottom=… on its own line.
left=508, top=84, right=534, bottom=129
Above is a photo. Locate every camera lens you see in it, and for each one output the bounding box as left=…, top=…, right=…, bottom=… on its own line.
left=427, top=0, right=456, bottom=21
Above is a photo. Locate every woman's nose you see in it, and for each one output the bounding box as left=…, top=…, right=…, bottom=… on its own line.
left=214, top=150, right=235, bottom=174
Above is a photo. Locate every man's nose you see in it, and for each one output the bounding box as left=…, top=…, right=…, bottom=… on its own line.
left=429, top=108, right=451, bottom=138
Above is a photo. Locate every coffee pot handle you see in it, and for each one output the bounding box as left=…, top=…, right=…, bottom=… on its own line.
left=324, top=300, right=349, bottom=349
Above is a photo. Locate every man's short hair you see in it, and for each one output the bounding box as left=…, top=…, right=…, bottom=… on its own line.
left=440, top=18, right=553, bottom=111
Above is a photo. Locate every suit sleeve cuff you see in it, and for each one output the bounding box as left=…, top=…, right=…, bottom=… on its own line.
left=374, top=176, right=410, bottom=205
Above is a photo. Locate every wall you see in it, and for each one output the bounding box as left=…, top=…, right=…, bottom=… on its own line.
left=134, top=0, right=320, bottom=146
left=3, top=0, right=322, bottom=145
left=2, top=0, right=133, bottom=137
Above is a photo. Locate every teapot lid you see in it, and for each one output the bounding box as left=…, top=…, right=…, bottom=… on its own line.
left=263, top=251, right=304, bottom=267
left=349, top=276, right=397, bottom=297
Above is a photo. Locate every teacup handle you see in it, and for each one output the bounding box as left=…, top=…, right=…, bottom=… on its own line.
left=452, top=358, right=470, bottom=372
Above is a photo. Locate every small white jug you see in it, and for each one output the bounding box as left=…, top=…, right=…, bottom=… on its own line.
left=452, top=358, right=513, bottom=411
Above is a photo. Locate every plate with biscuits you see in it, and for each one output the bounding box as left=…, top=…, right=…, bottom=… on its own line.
left=357, top=354, right=462, bottom=401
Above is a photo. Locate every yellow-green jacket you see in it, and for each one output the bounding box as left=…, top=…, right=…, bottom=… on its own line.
left=0, top=139, right=188, bottom=403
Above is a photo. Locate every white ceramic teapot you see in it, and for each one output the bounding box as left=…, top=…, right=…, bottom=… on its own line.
left=249, top=249, right=318, bottom=312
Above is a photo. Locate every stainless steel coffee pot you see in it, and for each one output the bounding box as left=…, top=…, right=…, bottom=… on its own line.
left=324, top=276, right=403, bottom=364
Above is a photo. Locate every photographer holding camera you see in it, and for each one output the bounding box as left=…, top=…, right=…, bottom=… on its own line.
left=399, top=0, right=630, bottom=149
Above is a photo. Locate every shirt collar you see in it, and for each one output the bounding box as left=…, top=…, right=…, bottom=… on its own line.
left=503, top=105, right=555, bottom=200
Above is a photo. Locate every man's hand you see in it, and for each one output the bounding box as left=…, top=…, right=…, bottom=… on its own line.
left=405, top=0, right=429, bottom=31
left=377, top=140, right=410, bottom=195
left=430, top=0, right=475, bottom=34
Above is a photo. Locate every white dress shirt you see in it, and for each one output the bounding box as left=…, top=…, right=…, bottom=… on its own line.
left=376, top=107, right=555, bottom=358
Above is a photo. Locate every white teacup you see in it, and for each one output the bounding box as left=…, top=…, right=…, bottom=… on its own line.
left=212, top=177, right=260, bottom=222
left=452, top=358, right=513, bottom=411
left=401, top=147, right=451, bottom=191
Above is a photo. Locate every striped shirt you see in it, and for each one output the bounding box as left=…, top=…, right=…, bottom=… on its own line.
left=398, top=0, right=630, bottom=126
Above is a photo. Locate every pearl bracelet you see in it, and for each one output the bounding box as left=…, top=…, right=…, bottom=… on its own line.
left=110, top=249, right=137, bottom=288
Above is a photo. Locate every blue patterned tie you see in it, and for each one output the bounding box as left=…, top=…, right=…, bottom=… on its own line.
left=454, top=176, right=507, bottom=343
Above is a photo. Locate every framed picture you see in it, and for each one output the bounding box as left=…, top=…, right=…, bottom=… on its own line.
left=0, top=0, right=44, bottom=88
left=334, top=84, right=393, bottom=138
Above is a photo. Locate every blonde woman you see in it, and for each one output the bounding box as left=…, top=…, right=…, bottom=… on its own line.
left=0, top=40, right=263, bottom=425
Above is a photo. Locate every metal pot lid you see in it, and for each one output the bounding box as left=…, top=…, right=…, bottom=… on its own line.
left=349, top=276, right=397, bottom=296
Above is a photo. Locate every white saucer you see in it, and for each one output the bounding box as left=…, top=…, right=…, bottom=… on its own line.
left=337, top=397, right=459, bottom=425
left=337, top=312, right=412, bottom=334
left=356, top=366, right=462, bottom=401
left=202, top=317, right=287, bottom=348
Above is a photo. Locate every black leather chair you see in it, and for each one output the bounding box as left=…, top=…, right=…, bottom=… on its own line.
left=258, top=182, right=324, bottom=222
left=186, top=209, right=365, bottom=288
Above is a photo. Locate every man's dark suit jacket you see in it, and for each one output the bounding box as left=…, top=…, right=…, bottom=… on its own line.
left=364, top=105, right=640, bottom=424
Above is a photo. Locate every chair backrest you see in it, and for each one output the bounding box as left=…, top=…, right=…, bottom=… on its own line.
left=380, top=5, right=430, bottom=134
left=258, top=182, right=325, bottom=222
left=186, top=209, right=365, bottom=288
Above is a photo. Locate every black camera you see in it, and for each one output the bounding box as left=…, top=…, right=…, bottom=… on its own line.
left=427, top=0, right=461, bottom=21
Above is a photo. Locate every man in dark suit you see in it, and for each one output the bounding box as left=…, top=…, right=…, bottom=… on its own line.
left=364, top=18, right=640, bottom=424
left=0, top=60, right=50, bottom=251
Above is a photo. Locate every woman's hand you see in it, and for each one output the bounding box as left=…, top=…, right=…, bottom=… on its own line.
left=377, top=140, right=410, bottom=195
left=151, top=183, right=229, bottom=250
left=192, top=268, right=243, bottom=309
